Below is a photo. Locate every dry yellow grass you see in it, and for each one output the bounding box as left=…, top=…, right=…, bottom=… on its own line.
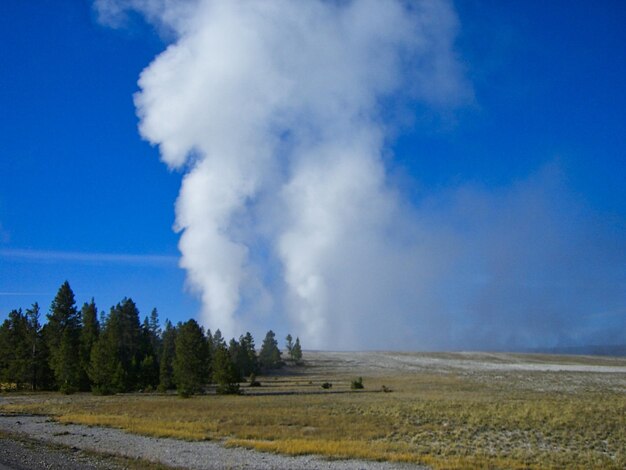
left=1, top=355, right=625, bottom=469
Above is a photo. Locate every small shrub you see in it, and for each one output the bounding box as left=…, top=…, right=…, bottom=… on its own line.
left=217, top=383, right=241, bottom=395
left=321, top=382, right=332, bottom=389
left=350, top=377, right=364, bottom=390
left=249, top=373, right=261, bottom=387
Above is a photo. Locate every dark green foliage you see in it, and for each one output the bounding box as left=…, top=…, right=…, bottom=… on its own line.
left=139, top=315, right=159, bottom=390
left=25, top=303, right=53, bottom=390
left=46, top=281, right=81, bottom=393
left=238, top=332, right=258, bottom=377
left=158, top=320, right=176, bottom=392
left=139, top=355, right=159, bottom=391
left=88, top=298, right=143, bottom=394
left=89, top=333, right=119, bottom=395
left=321, top=382, right=332, bottom=389
left=212, top=343, right=240, bottom=395
left=351, top=377, right=364, bottom=389
left=259, top=330, right=282, bottom=370
left=291, top=337, right=303, bottom=363
left=144, top=308, right=162, bottom=361
left=0, top=310, right=31, bottom=389
left=173, top=319, right=208, bottom=397
left=79, top=299, right=99, bottom=391
left=2, top=281, right=297, bottom=395
left=228, top=338, right=244, bottom=382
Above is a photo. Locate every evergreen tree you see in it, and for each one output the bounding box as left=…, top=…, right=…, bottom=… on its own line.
left=79, top=299, right=99, bottom=391
left=147, top=308, right=162, bottom=360
left=228, top=338, right=244, bottom=382
left=213, top=342, right=240, bottom=394
left=139, top=315, right=159, bottom=390
left=89, top=335, right=115, bottom=394
left=0, top=310, right=30, bottom=389
left=238, top=332, right=258, bottom=377
left=285, top=334, right=294, bottom=358
left=46, top=281, right=82, bottom=393
left=25, top=303, right=52, bottom=390
left=292, top=337, right=303, bottom=363
left=88, top=298, right=143, bottom=393
left=259, top=330, right=282, bottom=370
left=158, top=320, right=176, bottom=391
left=173, top=319, right=208, bottom=397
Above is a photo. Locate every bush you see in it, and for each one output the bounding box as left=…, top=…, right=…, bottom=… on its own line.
left=217, top=383, right=241, bottom=395
left=248, top=373, right=261, bottom=387
left=321, top=382, right=332, bottom=389
left=350, top=377, right=364, bottom=390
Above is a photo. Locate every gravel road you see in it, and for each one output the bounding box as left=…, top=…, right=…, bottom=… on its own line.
left=0, top=414, right=426, bottom=470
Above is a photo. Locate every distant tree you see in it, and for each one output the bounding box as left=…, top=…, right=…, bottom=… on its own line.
left=158, top=320, right=177, bottom=392
left=291, top=337, right=303, bottom=363
left=0, top=310, right=30, bottom=389
left=239, top=332, right=258, bottom=377
left=79, top=299, right=99, bottom=391
left=259, top=330, right=282, bottom=370
left=228, top=338, right=244, bottom=382
left=213, top=342, right=240, bottom=394
left=146, top=308, right=162, bottom=360
left=25, top=302, right=51, bottom=390
left=138, top=319, right=159, bottom=391
left=46, top=281, right=82, bottom=393
left=89, top=335, right=117, bottom=395
left=88, top=298, right=143, bottom=394
left=173, top=319, right=208, bottom=397
left=285, top=334, right=294, bottom=358
left=213, top=329, right=226, bottom=349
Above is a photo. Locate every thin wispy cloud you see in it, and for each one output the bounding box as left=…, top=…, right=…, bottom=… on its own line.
left=0, top=248, right=178, bottom=267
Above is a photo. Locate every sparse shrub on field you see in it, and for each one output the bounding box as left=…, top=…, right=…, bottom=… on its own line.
left=216, top=382, right=241, bottom=395
left=321, top=382, right=332, bottom=389
left=248, top=373, right=261, bottom=387
left=350, top=377, right=364, bottom=390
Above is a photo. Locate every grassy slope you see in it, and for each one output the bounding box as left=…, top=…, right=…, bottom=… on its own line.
left=1, top=352, right=625, bottom=469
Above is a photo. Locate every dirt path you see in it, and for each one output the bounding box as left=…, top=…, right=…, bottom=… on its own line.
left=0, top=414, right=426, bottom=470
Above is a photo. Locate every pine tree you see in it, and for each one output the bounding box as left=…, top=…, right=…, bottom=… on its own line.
left=213, top=342, right=240, bottom=394
left=285, top=334, right=294, bottom=359
left=259, top=330, right=282, bottom=370
left=158, top=320, right=176, bottom=392
left=239, top=332, right=258, bottom=377
left=173, top=319, right=208, bottom=397
left=0, top=310, right=30, bottom=389
left=89, top=332, right=119, bottom=395
left=46, top=281, right=82, bottom=393
left=292, top=337, right=303, bottom=363
left=79, top=299, right=99, bottom=391
left=139, top=315, right=159, bottom=390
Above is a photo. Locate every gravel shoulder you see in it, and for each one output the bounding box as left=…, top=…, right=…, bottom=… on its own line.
left=0, top=428, right=128, bottom=470
left=0, top=414, right=426, bottom=470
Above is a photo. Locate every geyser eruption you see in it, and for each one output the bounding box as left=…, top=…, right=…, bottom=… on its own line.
left=107, top=0, right=468, bottom=345
left=96, top=0, right=626, bottom=351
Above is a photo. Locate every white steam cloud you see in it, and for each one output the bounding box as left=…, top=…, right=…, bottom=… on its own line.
left=96, top=0, right=625, bottom=350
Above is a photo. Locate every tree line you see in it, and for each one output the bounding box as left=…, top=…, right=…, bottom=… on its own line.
left=0, top=281, right=303, bottom=396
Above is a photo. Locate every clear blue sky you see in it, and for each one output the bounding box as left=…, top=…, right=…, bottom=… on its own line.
left=1, top=0, right=624, bottom=348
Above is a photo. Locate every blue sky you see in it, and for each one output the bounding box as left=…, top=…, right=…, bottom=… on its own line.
left=1, top=0, right=624, bottom=349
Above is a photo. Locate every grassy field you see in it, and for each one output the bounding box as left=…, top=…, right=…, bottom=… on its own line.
left=1, top=351, right=625, bottom=469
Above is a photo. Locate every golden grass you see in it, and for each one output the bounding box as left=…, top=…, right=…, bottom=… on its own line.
left=2, top=368, right=625, bottom=469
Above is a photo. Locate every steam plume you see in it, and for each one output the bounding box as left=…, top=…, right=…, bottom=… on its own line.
left=95, top=0, right=625, bottom=350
